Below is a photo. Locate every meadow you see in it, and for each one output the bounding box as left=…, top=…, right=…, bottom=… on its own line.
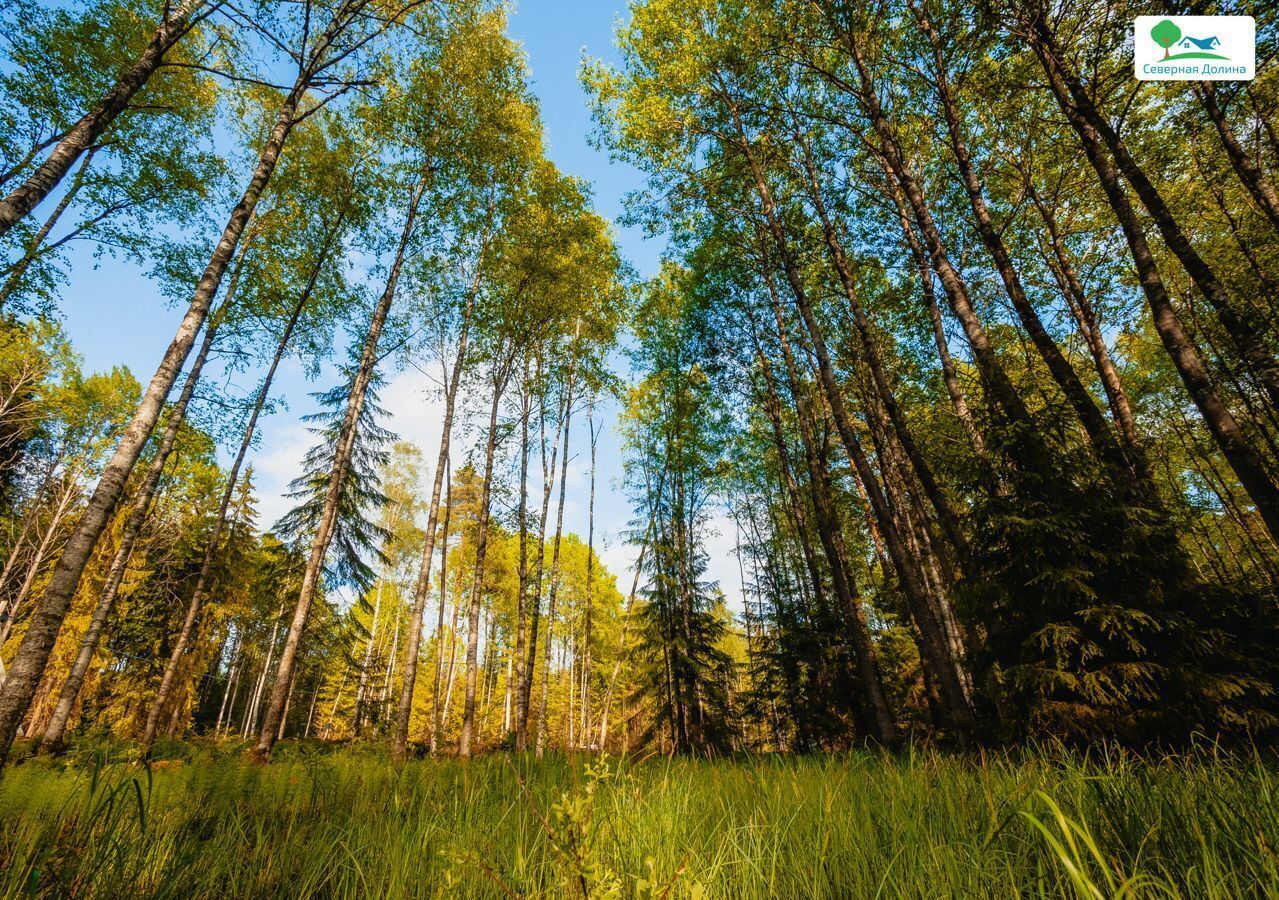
left=0, top=743, right=1275, bottom=898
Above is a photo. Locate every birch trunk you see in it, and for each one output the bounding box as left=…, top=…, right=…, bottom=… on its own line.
left=726, top=90, right=974, bottom=741
left=0, top=0, right=209, bottom=241
left=876, top=155, right=986, bottom=458
left=535, top=377, right=575, bottom=757
left=765, top=276, right=897, bottom=744
left=214, top=632, right=241, bottom=735
left=914, top=5, right=1127, bottom=470
left=517, top=366, right=567, bottom=748
left=353, top=579, right=384, bottom=738
left=1031, top=20, right=1279, bottom=410
left=459, top=366, right=511, bottom=758
left=429, top=468, right=452, bottom=753
left=136, top=247, right=325, bottom=748
left=509, top=365, right=532, bottom=743
left=792, top=129, right=968, bottom=564
left=0, top=74, right=306, bottom=769
left=41, top=297, right=227, bottom=750
left=833, top=45, right=1031, bottom=430
left=1028, top=21, right=1279, bottom=544
left=392, top=268, right=478, bottom=760
left=252, top=171, right=429, bottom=763
left=581, top=408, right=597, bottom=749
left=1027, top=183, right=1146, bottom=466
left=0, top=149, right=96, bottom=309
left=1196, top=81, right=1279, bottom=235
left=0, top=483, right=76, bottom=665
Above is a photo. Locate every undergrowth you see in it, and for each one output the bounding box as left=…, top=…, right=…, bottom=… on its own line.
left=0, top=742, right=1274, bottom=897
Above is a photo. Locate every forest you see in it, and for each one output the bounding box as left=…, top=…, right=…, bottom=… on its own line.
left=1, top=0, right=1278, bottom=896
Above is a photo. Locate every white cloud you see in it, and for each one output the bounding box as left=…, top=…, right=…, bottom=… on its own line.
left=703, top=512, right=745, bottom=614
left=241, top=362, right=741, bottom=622
left=252, top=416, right=312, bottom=530
left=249, top=363, right=452, bottom=533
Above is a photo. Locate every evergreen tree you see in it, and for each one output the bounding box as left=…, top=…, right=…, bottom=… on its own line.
left=624, top=268, right=738, bottom=755
left=274, top=347, right=396, bottom=594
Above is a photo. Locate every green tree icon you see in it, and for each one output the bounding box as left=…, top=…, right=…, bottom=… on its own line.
left=1151, top=19, right=1182, bottom=58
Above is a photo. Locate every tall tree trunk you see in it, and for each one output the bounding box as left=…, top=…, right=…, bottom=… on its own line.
left=0, top=503, right=41, bottom=604
left=1192, top=148, right=1279, bottom=315
left=724, top=89, right=974, bottom=741
left=830, top=43, right=1032, bottom=430
left=517, top=367, right=568, bottom=748
left=791, top=129, right=969, bottom=564
left=876, top=154, right=986, bottom=458
left=1027, top=20, right=1279, bottom=544
left=43, top=211, right=296, bottom=751
left=378, top=601, right=401, bottom=727
left=458, top=365, right=511, bottom=758
left=0, top=148, right=96, bottom=309
left=429, top=466, right=453, bottom=753
left=251, top=171, right=428, bottom=763
left=0, top=0, right=208, bottom=243
left=440, top=589, right=462, bottom=738
left=241, top=659, right=263, bottom=739
left=41, top=293, right=228, bottom=751
left=245, top=611, right=283, bottom=739
left=914, top=5, right=1128, bottom=471
left=304, top=678, right=320, bottom=739
left=743, top=305, right=833, bottom=633
left=136, top=242, right=327, bottom=749
left=566, top=633, right=575, bottom=749
left=582, top=405, right=597, bottom=748
left=353, top=579, right=385, bottom=737
left=0, top=486, right=74, bottom=662
left=0, top=76, right=306, bottom=770
left=764, top=271, right=897, bottom=744
left=502, top=648, right=514, bottom=733
left=536, top=376, right=575, bottom=757
left=392, top=269, right=479, bottom=761
left=1030, top=18, right=1279, bottom=409
left=509, top=364, right=532, bottom=744
left=1195, top=81, right=1279, bottom=236
left=597, top=499, right=657, bottom=750
left=1026, top=181, right=1146, bottom=466
left=214, top=632, right=242, bottom=735
left=480, top=613, right=498, bottom=734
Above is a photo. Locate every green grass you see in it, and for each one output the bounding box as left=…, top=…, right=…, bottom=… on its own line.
left=0, top=742, right=1275, bottom=897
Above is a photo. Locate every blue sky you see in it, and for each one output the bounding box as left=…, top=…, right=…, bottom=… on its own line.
left=509, top=0, right=663, bottom=278
left=49, top=0, right=745, bottom=606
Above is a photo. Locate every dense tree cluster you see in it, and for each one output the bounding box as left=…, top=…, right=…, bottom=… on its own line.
left=0, top=0, right=631, bottom=767
left=1, top=0, right=1278, bottom=766
left=593, top=0, right=1279, bottom=751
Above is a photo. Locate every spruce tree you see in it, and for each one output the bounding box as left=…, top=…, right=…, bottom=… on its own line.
left=273, top=350, right=395, bottom=594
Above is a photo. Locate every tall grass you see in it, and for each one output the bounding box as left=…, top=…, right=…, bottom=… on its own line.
left=0, top=742, right=1274, bottom=897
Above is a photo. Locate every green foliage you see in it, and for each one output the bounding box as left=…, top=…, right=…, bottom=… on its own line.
left=961, top=431, right=1279, bottom=743
left=624, top=268, right=739, bottom=756
left=2, top=747, right=1278, bottom=897
left=0, top=0, right=222, bottom=315
left=274, top=348, right=397, bottom=592
left=589, top=0, right=1279, bottom=752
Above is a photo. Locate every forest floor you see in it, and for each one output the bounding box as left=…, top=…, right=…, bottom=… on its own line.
left=0, top=740, right=1274, bottom=898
